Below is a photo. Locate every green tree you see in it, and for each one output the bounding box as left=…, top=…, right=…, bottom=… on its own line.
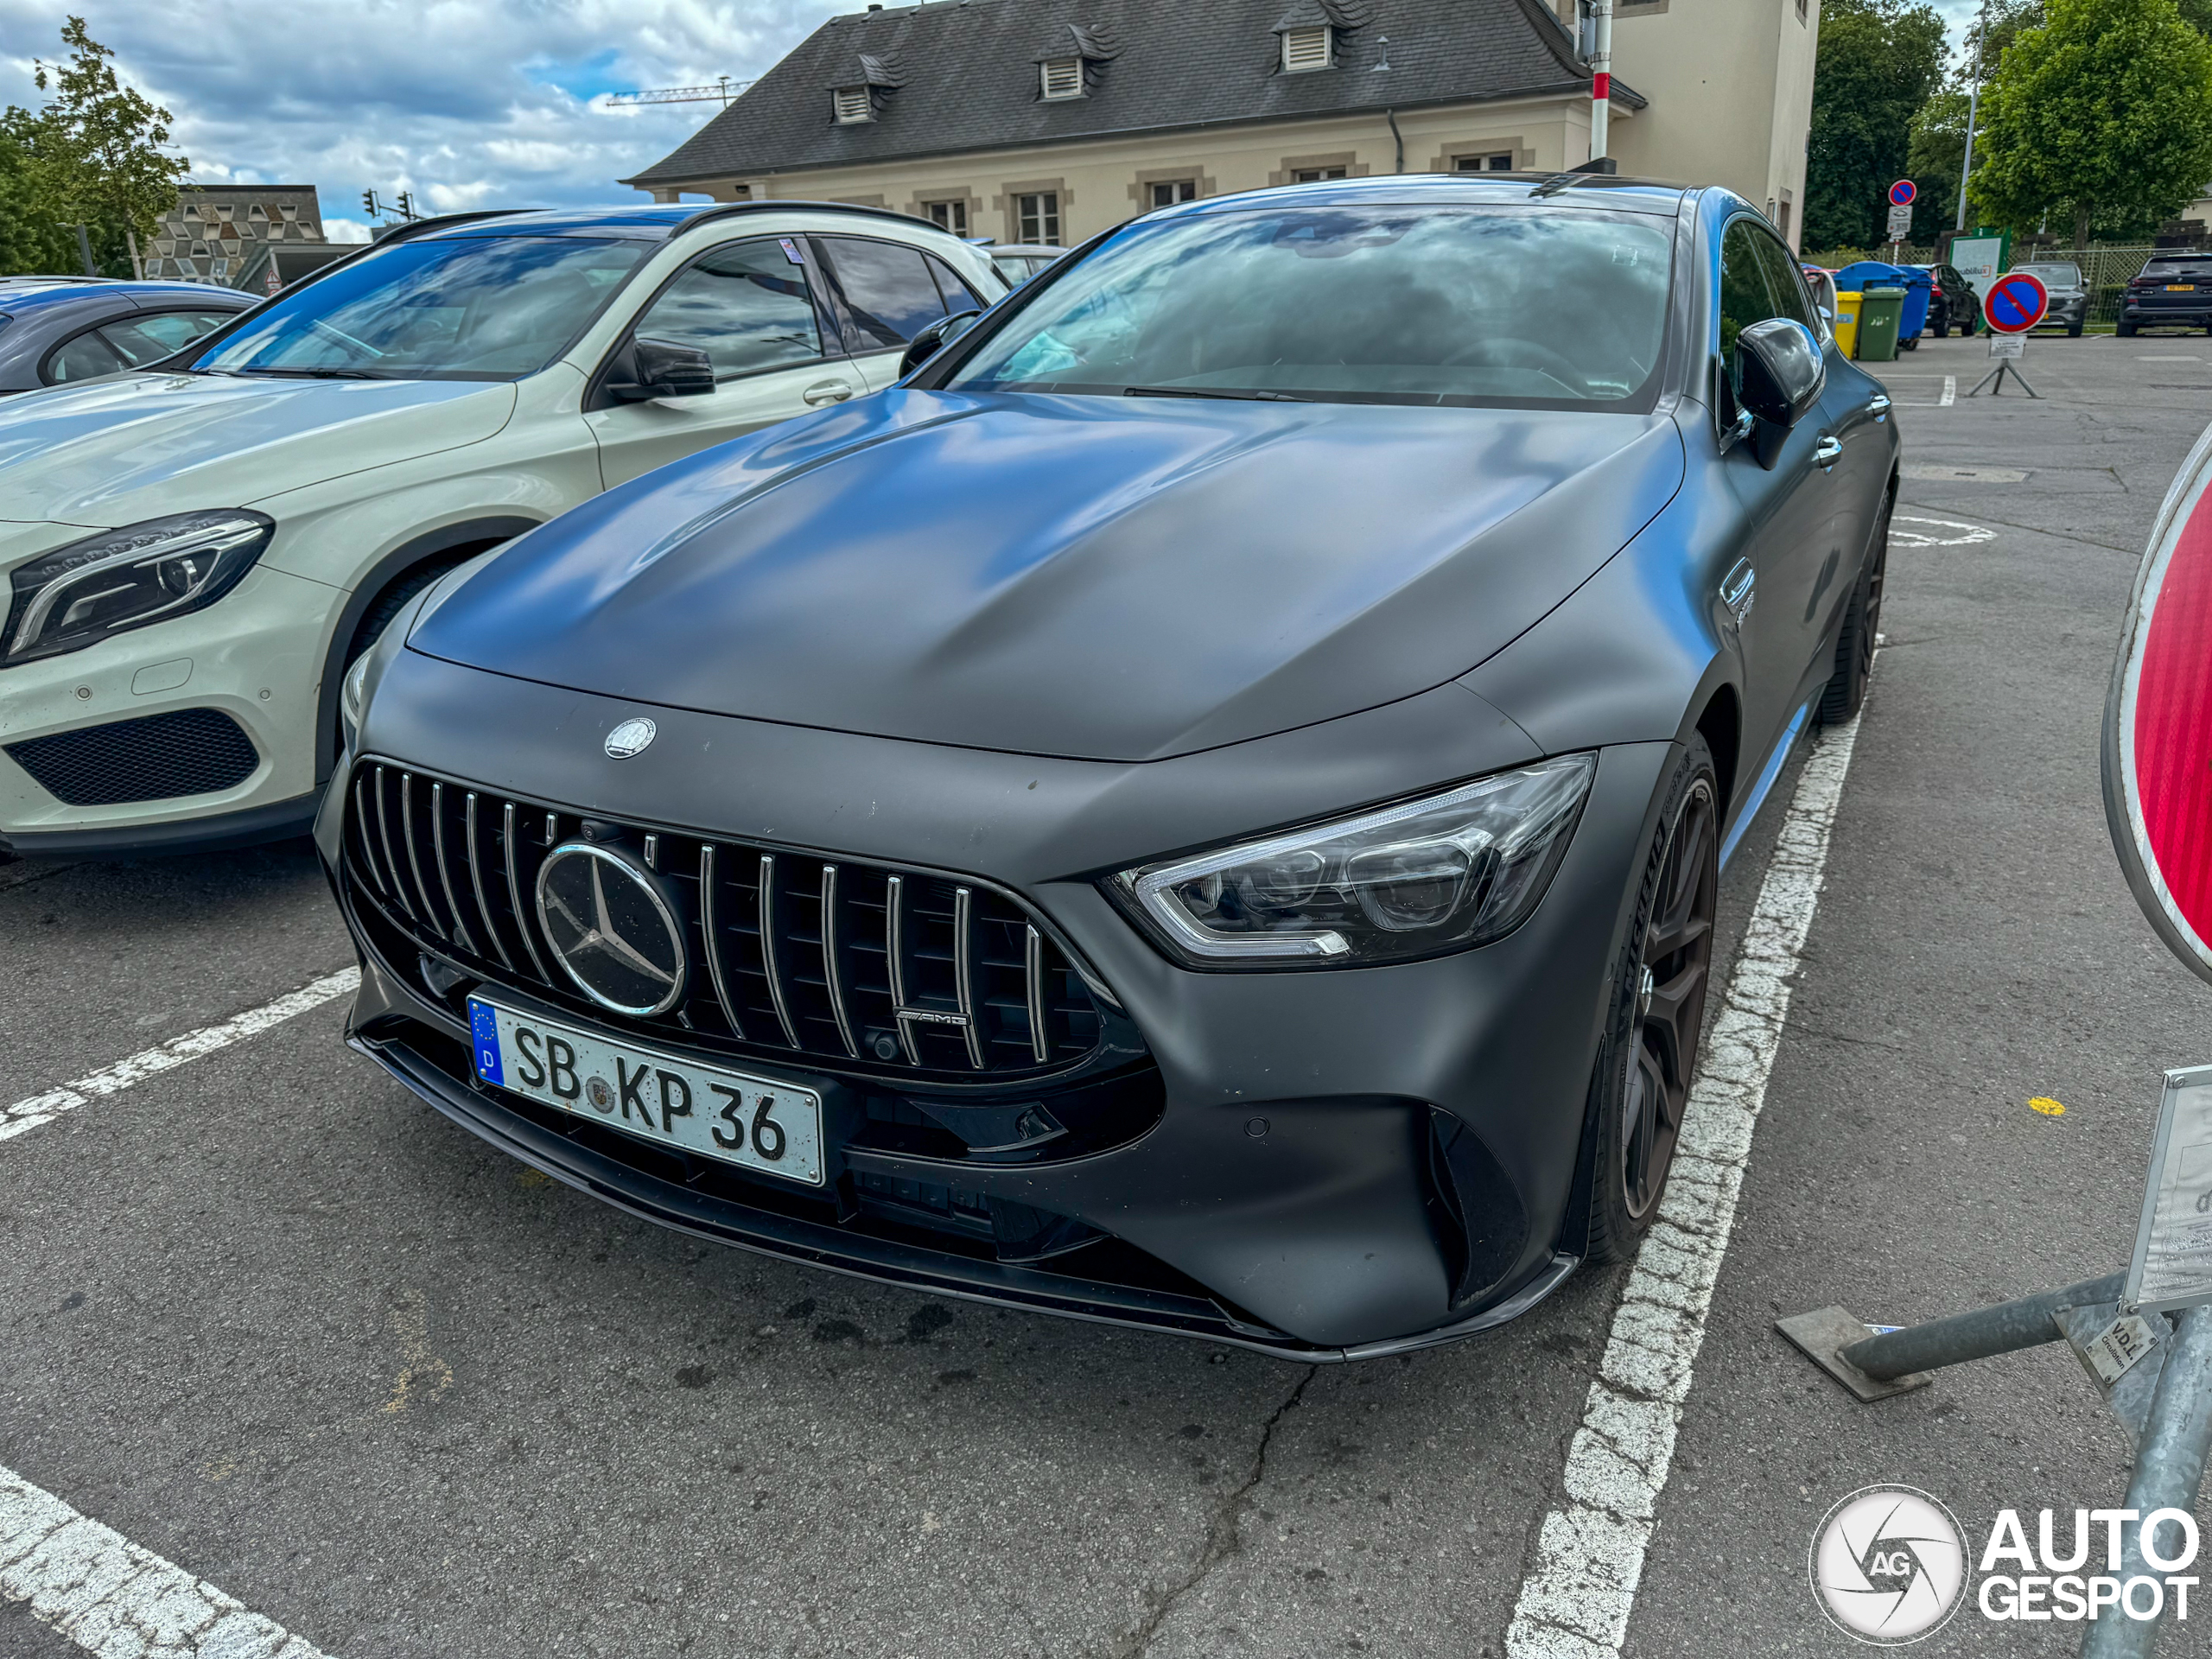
left=1804, top=0, right=1952, bottom=251
left=12, top=17, right=187, bottom=276
left=1970, top=0, right=2212, bottom=246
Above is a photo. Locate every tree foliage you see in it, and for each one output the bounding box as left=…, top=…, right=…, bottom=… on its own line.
left=1971, top=0, right=2212, bottom=245
left=1803, top=0, right=1952, bottom=251
left=2, top=17, right=187, bottom=276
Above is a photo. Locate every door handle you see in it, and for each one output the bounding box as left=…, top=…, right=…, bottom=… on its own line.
left=803, top=379, right=855, bottom=406
left=1813, top=433, right=1844, bottom=469
left=1719, top=558, right=1756, bottom=624
left=1866, top=394, right=1892, bottom=421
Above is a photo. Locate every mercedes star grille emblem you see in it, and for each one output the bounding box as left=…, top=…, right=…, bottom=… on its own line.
left=534, top=842, right=688, bottom=1017
left=604, top=717, right=657, bottom=759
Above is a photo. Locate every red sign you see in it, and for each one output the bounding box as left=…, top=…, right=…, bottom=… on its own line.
left=1984, top=271, right=2050, bottom=334
left=1888, top=180, right=1916, bottom=207
left=2107, top=424, right=2212, bottom=983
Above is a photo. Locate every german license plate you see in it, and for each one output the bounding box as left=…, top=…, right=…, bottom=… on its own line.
left=467, top=996, right=824, bottom=1185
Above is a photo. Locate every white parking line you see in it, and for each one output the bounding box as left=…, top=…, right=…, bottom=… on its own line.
left=1, top=1465, right=328, bottom=1657
left=0, top=967, right=360, bottom=1142
left=1940, top=374, right=1956, bottom=405
left=1503, top=704, right=1867, bottom=1659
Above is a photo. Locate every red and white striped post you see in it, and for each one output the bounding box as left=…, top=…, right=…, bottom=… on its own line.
left=1589, top=0, right=1615, bottom=162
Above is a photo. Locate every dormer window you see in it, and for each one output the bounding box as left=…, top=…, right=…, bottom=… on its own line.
left=1281, top=24, right=1332, bottom=72
left=832, top=85, right=873, bottom=124
left=1040, top=56, right=1084, bottom=99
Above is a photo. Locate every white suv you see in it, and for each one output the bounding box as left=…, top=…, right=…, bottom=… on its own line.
left=0, top=203, right=1000, bottom=857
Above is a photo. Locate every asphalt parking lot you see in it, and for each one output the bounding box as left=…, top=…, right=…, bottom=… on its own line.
left=3, top=327, right=2210, bottom=1658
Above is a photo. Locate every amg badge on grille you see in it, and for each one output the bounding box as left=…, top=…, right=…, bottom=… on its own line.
left=603, top=717, right=657, bottom=759
left=534, top=842, right=688, bottom=1016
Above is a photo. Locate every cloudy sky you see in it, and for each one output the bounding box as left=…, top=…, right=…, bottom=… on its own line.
left=1, top=0, right=1992, bottom=244
left=0, top=0, right=850, bottom=241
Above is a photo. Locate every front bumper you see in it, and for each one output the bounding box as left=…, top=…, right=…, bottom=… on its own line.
left=324, top=653, right=1673, bottom=1354
left=0, top=556, right=340, bottom=848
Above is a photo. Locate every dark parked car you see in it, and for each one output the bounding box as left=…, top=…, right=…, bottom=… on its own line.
left=2120, top=254, right=2212, bottom=335
left=1916, top=263, right=1984, bottom=337
left=2012, top=261, right=2088, bottom=336
left=325, top=175, right=1898, bottom=1358
left=0, top=277, right=251, bottom=393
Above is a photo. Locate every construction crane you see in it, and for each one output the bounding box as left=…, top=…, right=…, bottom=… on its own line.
left=605, top=76, right=752, bottom=107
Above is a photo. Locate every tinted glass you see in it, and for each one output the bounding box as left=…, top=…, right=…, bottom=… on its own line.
left=188, top=236, right=645, bottom=379
left=1718, top=219, right=1784, bottom=379
left=822, top=238, right=951, bottom=349
left=2016, top=263, right=2082, bottom=285
left=631, top=239, right=823, bottom=378
left=100, top=310, right=235, bottom=365
left=950, top=206, right=1673, bottom=408
left=46, top=330, right=128, bottom=383
left=924, top=252, right=985, bottom=312
left=2144, top=257, right=2212, bottom=276
left=1747, top=231, right=1815, bottom=329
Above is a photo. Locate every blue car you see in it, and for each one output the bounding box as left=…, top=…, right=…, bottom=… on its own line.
left=326, top=175, right=1899, bottom=1358
left=0, top=276, right=252, bottom=395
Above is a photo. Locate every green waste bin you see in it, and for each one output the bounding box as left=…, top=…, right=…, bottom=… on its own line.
left=1856, top=286, right=1906, bottom=362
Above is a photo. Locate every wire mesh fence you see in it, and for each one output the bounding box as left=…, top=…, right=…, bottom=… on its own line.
left=1802, top=244, right=2171, bottom=328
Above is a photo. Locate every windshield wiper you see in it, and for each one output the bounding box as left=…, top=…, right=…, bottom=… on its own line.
left=236, top=366, right=392, bottom=380
left=1123, top=385, right=1306, bottom=402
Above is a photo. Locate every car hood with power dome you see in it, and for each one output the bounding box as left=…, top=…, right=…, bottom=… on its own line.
left=409, top=389, right=1685, bottom=763
left=0, top=371, right=518, bottom=532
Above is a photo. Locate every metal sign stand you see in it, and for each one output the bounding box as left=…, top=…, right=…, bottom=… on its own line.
left=1967, top=342, right=2040, bottom=398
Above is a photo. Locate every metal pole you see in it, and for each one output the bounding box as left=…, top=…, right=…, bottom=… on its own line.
left=1589, top=0, right=1613, bottom=162
left=1957, top=0, right=1989, bottom=232
left=1840, top=1273, right=2124, bottom=1381
left=73, top=222, right=95, bottom=277
left=2082, top=1303, right=2212, bottom=1659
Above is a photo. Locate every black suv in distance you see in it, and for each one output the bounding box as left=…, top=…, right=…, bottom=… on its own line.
left=1920, top=264, right=1983, bottom=336
left=2012, top=261, right=2088, bottom=336
left=2120, top=254, right=2212, bottom=335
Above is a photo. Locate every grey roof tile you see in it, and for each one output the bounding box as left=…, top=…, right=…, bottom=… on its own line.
left=626, top=0, right=1637, bottom=188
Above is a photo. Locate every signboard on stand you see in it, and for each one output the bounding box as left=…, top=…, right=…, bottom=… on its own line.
left=1948, top=231, right=2010, bottom=302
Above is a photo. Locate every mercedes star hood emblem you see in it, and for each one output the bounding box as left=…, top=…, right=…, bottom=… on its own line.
left=604, top=717, right=657, bottom=759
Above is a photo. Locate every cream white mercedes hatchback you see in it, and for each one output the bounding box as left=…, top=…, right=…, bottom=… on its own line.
left=0, top=203, right=1000, bottom=857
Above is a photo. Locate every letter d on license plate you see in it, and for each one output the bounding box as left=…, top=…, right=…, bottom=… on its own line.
left=467, top=996, right=824, bottom=1185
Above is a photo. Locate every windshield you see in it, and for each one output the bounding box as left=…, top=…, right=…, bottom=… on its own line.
left=2018, top=263, right=2082, bottom=285
left=945, top=206, right=1675, bottom=409
left=186, top=235, right=646, bottom=380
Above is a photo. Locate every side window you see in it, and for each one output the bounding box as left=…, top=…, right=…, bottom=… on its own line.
left=820, top=237, right=953, bottom=350
left=923, top=252, right=986, bottom=313
left=1717, top=218, right=1781, bottom=384
left=45, top=330, right=130, bottom=384
left=629, top=239, right=824, bottom=378
left=1747, top=232, right=1815, bottom=332
left=99, top=310, right=237, bottom=366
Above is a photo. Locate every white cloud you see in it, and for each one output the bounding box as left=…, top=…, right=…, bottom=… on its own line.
left=0, top=0, right=844, bottom=230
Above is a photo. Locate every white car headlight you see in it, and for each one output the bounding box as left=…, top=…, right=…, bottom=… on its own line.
left=3, top=511, right=274, bottom=667
left=1114, top=754, right=1597, bottom=969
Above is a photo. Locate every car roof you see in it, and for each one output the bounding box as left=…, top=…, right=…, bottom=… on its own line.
left=403, top=200, right=963, bottom=243
left=1143, top=171, right=1696, bottom=221
left=0, top=278, right=253, bottom=315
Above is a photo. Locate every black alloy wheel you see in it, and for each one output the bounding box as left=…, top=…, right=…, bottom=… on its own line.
left=1819, top=494, right=1890, bottom=724
left=1578, top=734, right=1720, bottom=1263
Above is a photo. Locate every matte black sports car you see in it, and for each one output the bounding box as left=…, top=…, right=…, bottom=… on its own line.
left=322, top=175, right=1898, bottom=1359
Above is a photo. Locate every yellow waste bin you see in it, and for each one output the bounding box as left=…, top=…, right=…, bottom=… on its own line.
left=1833, top=290, right=1863, bottom=359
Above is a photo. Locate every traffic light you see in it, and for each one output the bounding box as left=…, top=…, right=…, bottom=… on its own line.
left=361, top=189, right=375, bottom=217
left=396, top=191, right=416, bottom=221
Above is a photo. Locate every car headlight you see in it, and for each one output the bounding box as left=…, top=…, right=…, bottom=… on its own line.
left=3, top=511, right=274, bottom=667
left=1114, top=755, right=1597, bottom=969
left=340, top=648, right=374, bottom=753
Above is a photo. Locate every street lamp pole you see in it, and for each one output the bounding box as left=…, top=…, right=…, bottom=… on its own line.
left=1956, top=0, right=1989, bottom=232
left=1589, top=0, right=1614, bottom=162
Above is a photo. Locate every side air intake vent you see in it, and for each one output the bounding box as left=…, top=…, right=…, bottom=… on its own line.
left=6, top=709, right=259, bottom=805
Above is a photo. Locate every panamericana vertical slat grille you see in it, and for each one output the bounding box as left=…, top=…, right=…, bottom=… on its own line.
left=343, top=760, right=1106, bottom=1083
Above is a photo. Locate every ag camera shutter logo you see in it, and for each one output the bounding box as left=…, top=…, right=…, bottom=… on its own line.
left=1810, top=1485, right=1968, bottom=1644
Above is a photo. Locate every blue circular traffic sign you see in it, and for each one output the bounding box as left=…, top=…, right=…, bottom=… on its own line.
left=1984, top=270, right=2050, bottom=334
left=1889, top=180, right=1917, bottom=207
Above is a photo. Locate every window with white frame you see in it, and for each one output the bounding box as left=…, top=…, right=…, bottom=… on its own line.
left=1281, top=25, right=1332, bottom=72
left=1040, top=57, right=1084, bottom=99
left=1151, top=179, right=1198, bottom=208
left=832, top=86, right=873, bottom=124
left=1455, top=153, right=1516, bottom=173
left=1017, top=192, right=1061, bottom=245
left=925, top=199, right=969, bottom=235
left=1291, top=166, right=1348, bottom=182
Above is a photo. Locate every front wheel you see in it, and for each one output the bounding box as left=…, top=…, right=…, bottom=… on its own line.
left=1575, top=734, right=1720, bottom=1265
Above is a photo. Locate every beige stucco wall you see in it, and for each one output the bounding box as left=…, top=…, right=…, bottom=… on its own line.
left=649, top=99, right=1595, bottom=244
left=1605, top=0, right=1818, bottom=246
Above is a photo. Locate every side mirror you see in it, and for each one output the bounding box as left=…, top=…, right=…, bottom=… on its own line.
left=607, top=335, right=716, bottom=404
left=899, top=308, right=982, bottom=379
left=1735, top=317, right=1826, bottom=429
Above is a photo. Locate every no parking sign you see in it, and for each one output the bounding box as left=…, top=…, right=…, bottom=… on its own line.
left=2107, top=420, right=2212, bottom=982
left=1983, top=270, right=2050, bottom=334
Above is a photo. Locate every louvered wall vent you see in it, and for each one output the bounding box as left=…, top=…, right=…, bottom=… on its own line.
left=1281, top=25, right=1333, bottom=72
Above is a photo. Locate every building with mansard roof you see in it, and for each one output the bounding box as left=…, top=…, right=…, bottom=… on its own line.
left=624, top=0, right=1819, bottom=249
left=145, top=185, right=339, bottom=289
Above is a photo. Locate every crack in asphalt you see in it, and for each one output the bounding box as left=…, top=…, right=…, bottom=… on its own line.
left=1115, top=1366, right=1318, bottom=1658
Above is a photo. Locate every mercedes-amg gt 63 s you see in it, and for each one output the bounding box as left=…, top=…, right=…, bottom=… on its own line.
left=323, top=174, right=1898, bottom=1360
